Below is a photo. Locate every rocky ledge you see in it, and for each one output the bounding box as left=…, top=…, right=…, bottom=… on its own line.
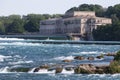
left=8, top=51, right=120, bottom=74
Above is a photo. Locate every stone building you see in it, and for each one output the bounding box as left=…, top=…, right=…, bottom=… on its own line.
left=40, top=11, right=112, bottom=40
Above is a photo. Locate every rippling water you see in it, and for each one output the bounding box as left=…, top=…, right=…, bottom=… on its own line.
left=0, top=38, right=120, bottom=80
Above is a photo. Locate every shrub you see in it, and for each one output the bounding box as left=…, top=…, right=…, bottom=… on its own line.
left=114, top=50, right=120, bottom=61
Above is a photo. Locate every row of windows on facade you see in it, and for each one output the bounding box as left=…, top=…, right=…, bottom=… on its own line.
left=40, top=19, right=81, bottom=25
left=40, top=26, right=80, bottom=34
left=40, top=19, right=104, bottom=25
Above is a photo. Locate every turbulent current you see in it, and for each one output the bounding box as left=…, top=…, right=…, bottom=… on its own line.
left=0, top=38, right=120, bottom=80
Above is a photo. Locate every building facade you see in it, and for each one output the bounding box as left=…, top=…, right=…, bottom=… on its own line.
left=40, top=11, right=112, bottom=40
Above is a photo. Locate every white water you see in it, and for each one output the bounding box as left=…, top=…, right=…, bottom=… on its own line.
left=0, top=37, right=24, bottom=41
left=37, top=69, right=55, bottom=74
left=72, top=51, right=105, bottom=55
left=28, top=68, right=36, bottom=73
left=0, top=66, right=9, bottom=73
left=0, top=46, right=5, bottom=49
left=53, top=56, right=74, bottom=60
left=0, top=42, right=41, bottom=46
left=0, top=55, right=12, bottom=62
left=9, top=60, right=33, bottom=65
left=61, top=69, right=74, bottom=74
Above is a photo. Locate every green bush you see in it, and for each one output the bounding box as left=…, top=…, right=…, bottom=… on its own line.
left=109, top=61, right=120, bottom=73
left=114, top=50, right=120, bottom=61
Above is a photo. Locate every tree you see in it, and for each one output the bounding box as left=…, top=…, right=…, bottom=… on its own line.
left=24, top=19, right=39, bottom=32
left=105, top=4, right=120, bottom=19
left=111, top=14, right=119, bottom=24
left=8, top=15, right=21, bottom=20
left=6, top=19, right=25, bottom=34
left=92, top=23, right=120, bottom=41
left=0, top=22, right=5, bottom=34
left=23, top=14, right=47, bottom=32
left=66, top=4, right=105, bottom=17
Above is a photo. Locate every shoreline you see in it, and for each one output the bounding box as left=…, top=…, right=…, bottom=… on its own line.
left=0, top=35, right=120, bottom=45
left=0, top=34, right=68, bottom=40
left=30, top=40, right=120, bottom=45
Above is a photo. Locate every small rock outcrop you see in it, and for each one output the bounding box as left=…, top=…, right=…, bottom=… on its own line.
left=55, top=67, right=63, bottom=73
left=33, top=64, right=49, bottom=72
left=10, top=67, right=30, bottom=72
left=39, top=64, right=49, bottom=69
left=96, top=54, right=104, bottom=59
left=74, top=64, right=96, bottom=74
left=74, top=56, right=85, bottom=60
left=33, top=67, right=40, bottom=72
left=62, top=59, right=72, bottom=62
left=105, top=53, right=116, bottom=56
left=87, top=57, right=94, bottom=60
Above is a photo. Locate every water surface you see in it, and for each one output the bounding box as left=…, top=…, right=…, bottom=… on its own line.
left=0, top=38, right=120, bottom=80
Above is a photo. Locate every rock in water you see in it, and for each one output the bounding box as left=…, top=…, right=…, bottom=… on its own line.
left=96, top=55, right=103, bottom=59
left=105, top=53, right=116, bottom=56
left=10, top=67, right=30, bottom=72
left=39, top=64, right=49, bottom=69
left=62, top=59, right=72, bottom=62
left=33, top=64, right=49, bottom=72
left=74, top=64, right=96, bottom=74
left=33, top=67, right=40, bottom=72
left=87, top=57, right=94, bottom=60
left=74, top=56, right=85, bottom=60
left=55, top=67, right=63, bottom=73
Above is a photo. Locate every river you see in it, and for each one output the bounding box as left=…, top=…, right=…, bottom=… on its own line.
left=0, top=38, right=120, bottom=80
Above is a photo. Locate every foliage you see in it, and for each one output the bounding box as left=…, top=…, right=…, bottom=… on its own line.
left=0, top=14, right=61, bottom=34
left=24, top=19, right=40, bottom=32
left=66, top=4, right=105, bottom=17
left=109, top=50, right=120, bottom=73
left=6, top=19, right=25, bottom=34
left=0, top=22, right=5, bottom=34
left=93, top=4, right=120, bottom=41
left=92, top=22, right=120, bottom=41
left=114, top=50, right=120, bottom=61
left=105, top=4, right=120, bottom=20
left=109, top=61, right=120, bottom=73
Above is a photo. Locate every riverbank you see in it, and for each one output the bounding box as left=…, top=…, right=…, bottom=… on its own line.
left=31, top=40, right=120, bottom=45
left=0, top=34, right=69, bottom=40
left=1, top=35, right=120, bottom=45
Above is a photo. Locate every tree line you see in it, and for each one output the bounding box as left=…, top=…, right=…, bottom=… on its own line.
left=0, top=14, right=62, bottom=34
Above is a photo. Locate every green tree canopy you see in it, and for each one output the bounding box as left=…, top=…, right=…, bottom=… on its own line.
left=0, top=21, right=5, bottom=34
left=6, top=19, right=24, bottom=34
left=92, top=22, right=120, bottom=41
left=66, top=4, right=105, bottom=17
left=106, top=4, right=120, bottom=19
left=24, top=19, right=40, bottom=32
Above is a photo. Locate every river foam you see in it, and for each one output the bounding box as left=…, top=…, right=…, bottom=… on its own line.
left=0, top=66, right=9, bottom=73
left=9, top=60, right=33, bottom=65
left=0, top=55, right=12, bottom=62
left=72, top=51, right=105, bottom=55
left=53, top=56, right=74, bottom=60
left=0, top=42, right=41, bottom=46
left=0, top=37, right=24, bottom=41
